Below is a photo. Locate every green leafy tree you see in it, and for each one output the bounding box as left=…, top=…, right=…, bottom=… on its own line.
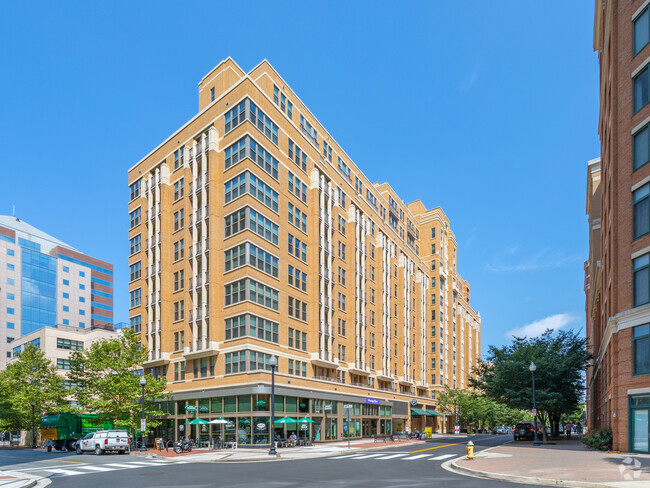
left=68, top=329, right=166, bottom=436
left=472, top=329, right=591, bottom=442
left=0, top=343, right=68, bottom=433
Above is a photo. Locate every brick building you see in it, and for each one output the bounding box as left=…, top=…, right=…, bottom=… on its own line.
left=587, top=0, right=650, bottom=454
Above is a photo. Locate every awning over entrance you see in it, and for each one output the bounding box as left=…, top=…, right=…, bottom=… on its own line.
left=410, top=408, right=428, bottom=416
left=425, top=410, right=443, bottom=417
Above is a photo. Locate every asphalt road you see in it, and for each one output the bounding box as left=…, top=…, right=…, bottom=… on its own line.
left=1, top=435, right=527, bottom=488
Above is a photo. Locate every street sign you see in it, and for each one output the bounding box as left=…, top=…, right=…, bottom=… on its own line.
left=532, top=409, right=537, bottom=416
left=454, top=425, right=460, bottom=435
left=141, top=419, right=146, bottom=432
left=343, top=404, right=353, bottom=409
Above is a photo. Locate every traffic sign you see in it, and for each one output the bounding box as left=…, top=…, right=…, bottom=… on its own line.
left=141, top=419, right=146, bottom=432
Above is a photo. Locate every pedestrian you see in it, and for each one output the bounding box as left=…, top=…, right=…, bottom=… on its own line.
left=565, top=422, right=573, bottom=439
left=576, top=422, right=583, bottom=436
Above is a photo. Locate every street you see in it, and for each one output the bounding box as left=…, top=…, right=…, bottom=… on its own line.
left=0, top=435, right=529, bottom=488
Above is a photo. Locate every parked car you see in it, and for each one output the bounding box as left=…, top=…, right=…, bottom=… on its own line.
left=75, top=430, right=130, bottom=455
left=513, top=422, right=536, bottom=441
left=496, top=425, right=511, bottom=435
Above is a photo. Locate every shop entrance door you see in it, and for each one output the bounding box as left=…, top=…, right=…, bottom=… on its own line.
left=630, top=395, right=650, bottom=454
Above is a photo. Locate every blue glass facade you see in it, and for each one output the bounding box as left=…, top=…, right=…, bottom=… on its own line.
left=21, top=247, right=57, bottom=335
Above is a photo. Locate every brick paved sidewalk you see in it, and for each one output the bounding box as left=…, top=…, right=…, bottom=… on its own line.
left=450, top=438, right=650, bottom=487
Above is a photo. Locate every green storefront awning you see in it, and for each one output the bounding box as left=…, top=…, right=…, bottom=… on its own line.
left=426, top=410, right=443, bottom=417
left=411, top=408, right=428, bottom=416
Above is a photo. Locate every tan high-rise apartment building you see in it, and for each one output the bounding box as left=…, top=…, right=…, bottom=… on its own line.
left=129, top=58, right=481, bottom=443
left=588, top=1, right=650, bottom=453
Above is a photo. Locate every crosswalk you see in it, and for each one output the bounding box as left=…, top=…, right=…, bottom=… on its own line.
left=330, top=452, right=457, bottom=462
left=10, top=459, right=188, bottom=477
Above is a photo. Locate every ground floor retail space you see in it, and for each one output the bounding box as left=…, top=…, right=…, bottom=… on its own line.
left=630, top=393, right=650, bottom=454
left=148, top=384, right=439, bottom=445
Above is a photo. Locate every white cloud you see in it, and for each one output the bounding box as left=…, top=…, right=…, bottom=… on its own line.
left=505, top=313, right=578, bottom=339
left=486, top=247, right=581, bottom=272
left=459, top=69, right=479, bottom=92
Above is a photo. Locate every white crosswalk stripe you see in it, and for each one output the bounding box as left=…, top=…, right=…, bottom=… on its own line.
left=36, top=460, right=185, bottom=477
left=329, top=451, right=458, bottom=462
left=429, top=454, right=455, bottom=460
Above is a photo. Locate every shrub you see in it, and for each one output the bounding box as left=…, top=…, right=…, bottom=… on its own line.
left=581, top=428, right=613, bottom=451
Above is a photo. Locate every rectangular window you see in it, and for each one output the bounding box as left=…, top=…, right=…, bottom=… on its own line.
left=225, top=242, right=279, bottom=278
left=225, top=207, right=279, bottom=245
left=7, top=249, right=14, bottom=256
left=130, top=315, right=141, bottom=333
left=337, top=157, right=351, bottom=180
left=635, top=254, right=650, bottom=307
left=129, top=289, right=141, bottom=308
left=174, top=300, right=185, bottom=321
left=225, top=278, right=279, bottom=310
left=635, top=66, right=650, bottom=113
left=129, top=261, right=141, bottom=282
left=288, top=139, right=308, bottom=172
left=288, top=234, right=307, bottom=262
left=173, top=179, right=185, bottom=201
left=288, top=297, right=307, bottom=321
left=63, top=279, right=69, bottom=286
left=210, top=87, right=215, bottom=101
left=174, top=239, right=185, bottom=261
left=57, top=338, right=84, bottom=351
left=299, top=114, right=318, bottom=146
left=288, top=203, right=307, bottom=233
left=129, top=179, right=141, bottom=201
left=634, top=125, right=650, bottom=171
left=173, top=147, right=184, bottom=170
left=635, top=8, right=650, bottom=56
left=129, top=235, right=141, bottom=255
left=129, top=208, right=141, bottom=229
left=633, top=324, right=650, bottom=375
left=287, top=265, right=307, bottom=292
left=635, top=183, right=650, bottom=239
left=225, top=314, right=278, bottom=342
left=173, top=270, right=185, bottom=291
left=57, top=359, right=72, bottom=370
left=288, top=172, right=308, bottom=203
left=174, top=209, right=185, bottom=231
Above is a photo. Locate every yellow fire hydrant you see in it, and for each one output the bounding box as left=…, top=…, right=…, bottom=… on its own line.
left=466, top=440, right=474, bottom=460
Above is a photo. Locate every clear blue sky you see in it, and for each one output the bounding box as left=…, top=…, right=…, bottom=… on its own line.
left=0, top=1, right=598, bottom=352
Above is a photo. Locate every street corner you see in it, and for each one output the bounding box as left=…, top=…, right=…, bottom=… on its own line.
left=0, top=469, right=49, bottom=488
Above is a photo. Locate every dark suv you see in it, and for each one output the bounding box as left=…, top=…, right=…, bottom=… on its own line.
left=513, top=422, right=536, bottom=441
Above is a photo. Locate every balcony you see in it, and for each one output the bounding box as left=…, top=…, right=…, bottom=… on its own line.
left=311, top=351, right=339, bottom=369
left=183, top=337, right=219, bottom=360
left=348, top=363, right=370, bottom=376
left=376, top=372, right=394, bottom=383
left=313, top=375, right=343, bottom=384
left=143, top=350, right=170, bottom=368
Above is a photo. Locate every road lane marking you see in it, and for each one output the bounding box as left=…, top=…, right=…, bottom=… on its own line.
left=352, top=453, right=385, bottom=459
left=45, top=468, right=84, bottom=476
left=53, top=460, right=90, bottom=464
left=103, top=463, right=140, bottom=469
left=73, top=465, right=114, bottom=471
left=375, top=453, right=409, bottom=460
left=409, top=442, right=463, bottom=453
left=430, top=454, right=455, bottom=460
left=404, top=454, right=430, bottom=460
left=331, top=454, right=366, bottom=459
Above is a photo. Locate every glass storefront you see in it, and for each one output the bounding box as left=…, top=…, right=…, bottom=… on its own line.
left=630, top=395, right=650, bottom=453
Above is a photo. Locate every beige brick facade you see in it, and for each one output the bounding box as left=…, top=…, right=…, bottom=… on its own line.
left=129, top=58, right=481, bottom=442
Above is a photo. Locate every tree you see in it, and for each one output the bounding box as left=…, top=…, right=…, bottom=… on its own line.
left=68, top=329, right=167, bottom=436
left=0, top=343, right=68, bottom=433
left=472, top=329, right=591, bottom=442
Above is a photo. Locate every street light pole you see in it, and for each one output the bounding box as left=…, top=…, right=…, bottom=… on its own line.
left=269, top=356, right=277, bottom=455
left=530, top=362, right=540, bottom=447
left=139, top=375, right=147, bottom=451
left=31, top=402, right=35, bottom=449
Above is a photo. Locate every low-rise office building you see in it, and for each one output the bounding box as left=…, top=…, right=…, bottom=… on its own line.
left=130, top=58, right=482, bottom=443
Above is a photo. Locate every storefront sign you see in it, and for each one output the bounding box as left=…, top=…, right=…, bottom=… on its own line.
left=300, top=424, right=308, bottom=430
left=343, top=404, right=353, bottom=409
left=324, top=404, right=332, bottom=410
left=256, top=423, right=267, bottom=431
left=365, top=398, right=380, bottom=405
left=256, top=400, right=267, bottom=407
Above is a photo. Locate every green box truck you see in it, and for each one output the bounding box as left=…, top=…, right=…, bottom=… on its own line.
left=40, top=412, right=112, bottom=451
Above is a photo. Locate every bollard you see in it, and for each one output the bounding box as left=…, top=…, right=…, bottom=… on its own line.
left=466, top=440, right=474, bottom=460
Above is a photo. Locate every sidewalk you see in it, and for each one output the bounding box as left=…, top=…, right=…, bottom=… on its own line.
left=0, top=470, right=44, bottom=488
left=447, top=437, right=650, bottom=488
left=131, top=438, right=425, bottom=463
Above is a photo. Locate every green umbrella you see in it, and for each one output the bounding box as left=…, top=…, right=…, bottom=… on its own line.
left=185, top=418, right=209, bottom=425
left=274, top=416, right=298, bottom=424
left=298, top=417, right=315, bottom=423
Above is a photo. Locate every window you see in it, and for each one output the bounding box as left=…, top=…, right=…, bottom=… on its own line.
left=338, top=242, right=346, bottom=260
left=6, top=293, right=14, bottom=300
left=225, top=350, right=276, bottom=374
left=635, top=254, right=650, bottom=307
left=323, top=141, right=332, bottom=162
left=79, top=309, right=86, bottom=316
left=431, top=227, right=436, bottom=238
left=129, top=208, right=141, bottom=229
left=338, top=293, right=346, bottom=311
left=129, top=289, right=141, bottom=308
left=128, top=234, right=141, bottom=255
left=225, top=171, right=279, bottom=211
left=7, top=322, right=14, bottom=329
left=225, top=242, right=279, bottom=278
left=355, top=176, right=363, bottom=194
left=338, top=188, right=347, bottom=208
left=57, top=359, right=73, bottom=370
left=225, top=207, right=279, bottom=245
left=174, top=301, right=185, bottom=321
left=57, top=338, right=83, bottom=351
left=173, top=270, right=185, bottom=291
left=79, top=297, right=85, bottom=303
left=7, top=249, right=14, bottom=256
left=634, top=124, right=650, bottom=171
left=338, top=216, right=346, bottom=235
left=288, top=139, right=308, bottom=172
left=634, top=66, right=650, bottom=113
left=225, top=278, right=279, bottom=310
left=633, top=324, right=650, bottom=375
left=338, top=318, right=346, bottom=336
left=129, top=179, right=141, bottom=201
left=288, top=234, right=307, bottom=261
left=288, top=265, right=307, bottom=292
left=174, top=240, right=185, bottom=261
left=130, top=315, right=141, bottom=333
left=225, top=314, right=279, bottom=342
left=174, top=209, right=185, bottom=231
left=635, top=8, right=650, bottom=56
left=174, top=331, right=185, bottom=351
left=288, top=172, right=308, bottom=202
left=338, top=157, right=351, bottom=180
left=288, top=297, right=307, bottom=321
left=338, top=267, right=346, bottom=286
left=6, top=307, right=15, bottom=315
left=210, top=87, right=215, bottom=101
left=226, top=137, right=279, bottom=179
left=173, top=147, right=185, bottom=170
left=634, top=183, right=650, bottom=239
left=299, top=114, right=318, bottom=146
left=288, top=203, right=307, bottom=232
left=173, top=179, right=184, bottom=201
left=129, top=261, right=141, bottom=282
left=80, top=284, right=85, bottom=290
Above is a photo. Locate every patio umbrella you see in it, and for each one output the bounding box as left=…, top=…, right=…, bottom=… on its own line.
left=274, top=417, right=298, bottom=424
left=297, top=417, right=315, bottom=423
left=185, top=418, right=208, bottom=425
left=208, top=419, right=233, bottom=424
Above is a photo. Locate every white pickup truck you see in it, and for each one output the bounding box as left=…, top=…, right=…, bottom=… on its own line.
left=75, top=430, right=130, bottom=455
